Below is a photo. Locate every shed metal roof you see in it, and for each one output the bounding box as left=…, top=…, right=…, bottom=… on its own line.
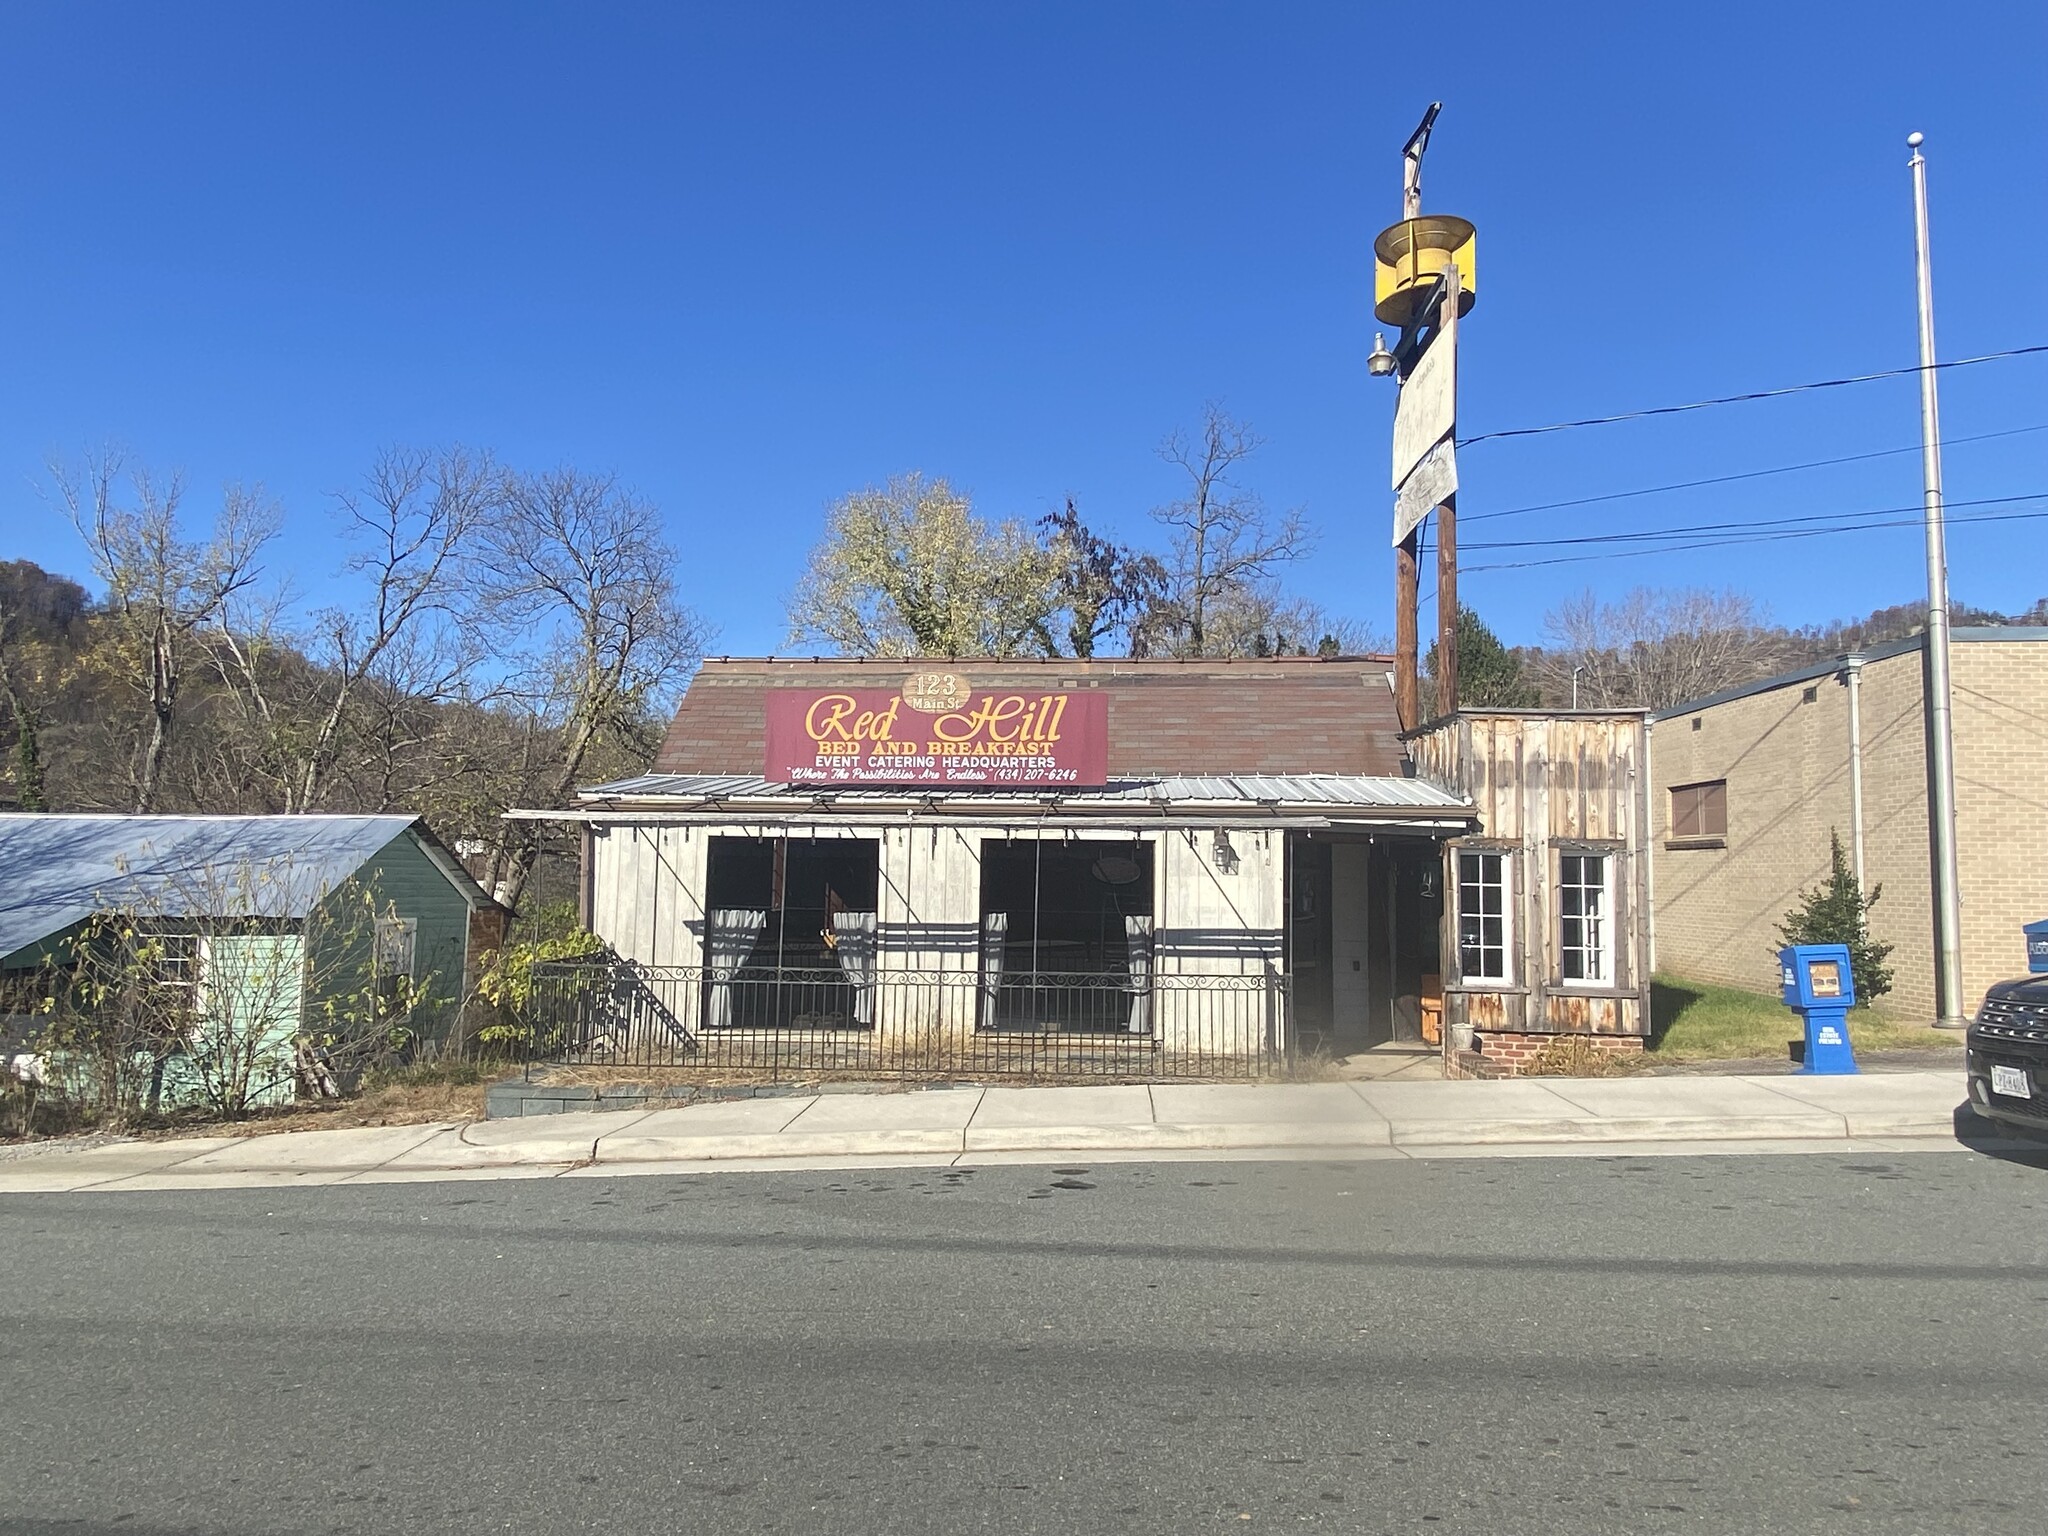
left=0, top=814, right=441, bottom=964
left=574, top=772, right=1469, bottom=814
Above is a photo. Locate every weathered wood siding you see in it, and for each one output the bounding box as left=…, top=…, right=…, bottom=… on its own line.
left=1410, top=713, right=1651, bottom=1039
left=586, top=818, right=1288, bottom=1054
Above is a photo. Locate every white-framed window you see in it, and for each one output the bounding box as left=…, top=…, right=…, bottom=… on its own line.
left=1558, top=852, right=1614, bottom=985
left=150, top=932, right=203, bottom=999
left=1455, top=848, right=1512, bottom=984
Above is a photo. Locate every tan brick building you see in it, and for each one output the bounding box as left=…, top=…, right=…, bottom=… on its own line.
left=1648, top=628, right=2048, bottom=1021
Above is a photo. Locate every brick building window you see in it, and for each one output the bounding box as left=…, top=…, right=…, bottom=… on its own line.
left=1558, top=853, right=1614, bottom=985
left=1669, top=780, right=1727, bottom=840
left=1455, top=849, right=1512, bottom=984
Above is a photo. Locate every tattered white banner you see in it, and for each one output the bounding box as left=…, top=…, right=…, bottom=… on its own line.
left=1391, top=436, right=1457, bottom=547
left=1391, top=333, right=1456, bottom=490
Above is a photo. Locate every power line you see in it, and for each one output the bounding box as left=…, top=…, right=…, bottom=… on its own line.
left=1463, top=491, right=2048, bottom=553
left=1458, top=344, right=2048, bottom=448
left=1459, top=421, right=2048, bottom=526
left=1464, top=505, right=2048, bottom=574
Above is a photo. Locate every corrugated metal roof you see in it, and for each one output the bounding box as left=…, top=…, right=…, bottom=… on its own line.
left=0, top=814, right=422, bottom=964
left=577, top=773, right=1469, bottom=812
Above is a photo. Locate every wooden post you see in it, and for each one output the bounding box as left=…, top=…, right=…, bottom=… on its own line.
left=1393, top=106, right=1432, bottom=733
left=1434, top=263, right=1462, bottom=719
left=1395, top=532, right=1420, bottom=730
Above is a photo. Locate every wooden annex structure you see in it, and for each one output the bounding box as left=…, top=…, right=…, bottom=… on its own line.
left=1409, top=709, right=1653, bottom=1071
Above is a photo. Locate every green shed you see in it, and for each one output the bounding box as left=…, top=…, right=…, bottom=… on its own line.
left=0, top=814, right=505, bottom=1109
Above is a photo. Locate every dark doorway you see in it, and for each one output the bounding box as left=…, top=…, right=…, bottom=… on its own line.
left=1286, top=835, right=1334, bottom=1047
left=1369, top=839, right=1444, bottom=1044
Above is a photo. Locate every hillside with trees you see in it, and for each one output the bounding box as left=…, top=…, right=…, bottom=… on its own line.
left=0, top=449, right=707, bottom=913
left=1529, top=586, right=2047, bottom=713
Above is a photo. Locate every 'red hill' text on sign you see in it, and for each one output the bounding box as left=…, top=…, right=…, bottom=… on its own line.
left=763, top=680, right=1108, bottom=787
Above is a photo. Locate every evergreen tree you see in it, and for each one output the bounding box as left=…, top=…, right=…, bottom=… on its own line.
left=1776, top=829, right=1894, bottom=1006
left=1426, top=605, right=1540, bottom=707
left=12, top=704, right=46, bottom=810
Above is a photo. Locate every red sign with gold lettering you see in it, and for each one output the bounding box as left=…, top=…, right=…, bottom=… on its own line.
left=764, top=674, right=1108, bottom=787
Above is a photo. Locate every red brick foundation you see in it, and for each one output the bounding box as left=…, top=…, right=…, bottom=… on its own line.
left=1452, top=1031, right=1647, bottom=1079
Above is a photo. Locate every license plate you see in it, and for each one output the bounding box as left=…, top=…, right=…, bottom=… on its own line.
left=1992, top=1064, right=2032, bottom=1099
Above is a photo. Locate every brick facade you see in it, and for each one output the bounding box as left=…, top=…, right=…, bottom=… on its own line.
left=1450, top=1031, right=1647, bottom=1078
left=1649, top=631, right=2048, bottom=1021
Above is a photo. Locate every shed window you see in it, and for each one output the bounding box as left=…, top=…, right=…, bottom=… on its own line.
left=374, top=915, right=419, bottom=1016
left=1670, top=780, right=1727, bottom=839
left=1558, top=853, right=1614, bottom=985
left=150, top=933, right=202, bottom=1002
left=1454, top=849, right=1512, bottom=984
left=374, top=916, right=418, bottom=979
left=978, top=838, right=1155, bottom=1034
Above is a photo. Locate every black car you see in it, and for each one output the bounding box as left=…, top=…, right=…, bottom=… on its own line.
left=1966, top=976, right=2048, bottom=1135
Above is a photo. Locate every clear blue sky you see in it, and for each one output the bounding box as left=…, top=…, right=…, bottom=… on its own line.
left=3, top=1, right=2044, bottom=652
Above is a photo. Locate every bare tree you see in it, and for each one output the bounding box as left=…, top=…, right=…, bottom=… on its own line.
left=1150, top=405, right=1311, bottom=656
left=211, top=447, right=497, bottom=811
left=55, top=451, right=277, bottom=812
left=1196, top=585, right=1387, bottom=659
left=1540, top=587, right=1775, bottom=711
left=475, top=468, right=710, bottom=911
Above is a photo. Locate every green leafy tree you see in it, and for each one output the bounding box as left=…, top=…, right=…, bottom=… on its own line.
left=787, top=473, right=1058, bottom=657
left=1426, top=605, right=1540, bottom=707
left=1776, top=829, right=1894, bottom=1006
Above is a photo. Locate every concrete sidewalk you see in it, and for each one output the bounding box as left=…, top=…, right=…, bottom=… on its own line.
left=0, top=1071, right=1991, bottom=1193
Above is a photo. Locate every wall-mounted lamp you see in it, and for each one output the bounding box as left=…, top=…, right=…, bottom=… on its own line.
left=1211, top=829, right=1240, bottom=872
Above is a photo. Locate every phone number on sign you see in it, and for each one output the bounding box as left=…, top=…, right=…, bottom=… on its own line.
left=949, top=766, right=1082, bottom=783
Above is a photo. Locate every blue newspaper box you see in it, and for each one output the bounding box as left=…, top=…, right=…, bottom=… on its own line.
left=2026, top=917, right=2048, bottom=975
left=1779, top=943, right=1858, bottom=1075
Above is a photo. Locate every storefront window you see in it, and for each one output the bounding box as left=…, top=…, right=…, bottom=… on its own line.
left=1455, top=849, right=1511, bottom=983
left=702, top=836, right=880, bottom=1028
left=1558, top=853, right=1613, bottom=985
left=978, top=839, right=1154, bottom=1033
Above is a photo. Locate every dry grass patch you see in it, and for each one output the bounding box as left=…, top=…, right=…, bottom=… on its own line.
left=134, top=1061, right=500, bottom=1140
left=1519, top=1035, right=1643, bottom=1078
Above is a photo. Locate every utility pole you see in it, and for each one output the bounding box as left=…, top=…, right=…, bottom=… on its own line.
left=1907, top=131, right=1966, bottom=1030
left=1373, top=103, right=1473, bottom=731
left=1391, top=111, right=1430, bottom=733
left=1434, top=263, right=1460, bottom=720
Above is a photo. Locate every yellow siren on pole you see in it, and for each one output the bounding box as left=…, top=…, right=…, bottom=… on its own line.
left=1372, top=215, right=1477, bottom=328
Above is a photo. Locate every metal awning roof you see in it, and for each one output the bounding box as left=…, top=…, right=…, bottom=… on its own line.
left=560, top=772, right=1470, bottom=819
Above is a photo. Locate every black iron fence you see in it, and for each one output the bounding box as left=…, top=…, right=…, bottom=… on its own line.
left=519, top=960, right=1289, bottom=1081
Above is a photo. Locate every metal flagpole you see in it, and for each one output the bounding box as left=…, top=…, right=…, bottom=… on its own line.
left=1907, top=131, right=1966, bottom=1030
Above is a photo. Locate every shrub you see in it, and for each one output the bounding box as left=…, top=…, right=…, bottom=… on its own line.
left=474, top=926, right=608, bottom=1054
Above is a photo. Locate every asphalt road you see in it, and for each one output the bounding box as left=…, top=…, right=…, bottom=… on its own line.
left=4, top=1147, right=2047, bottom=1536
